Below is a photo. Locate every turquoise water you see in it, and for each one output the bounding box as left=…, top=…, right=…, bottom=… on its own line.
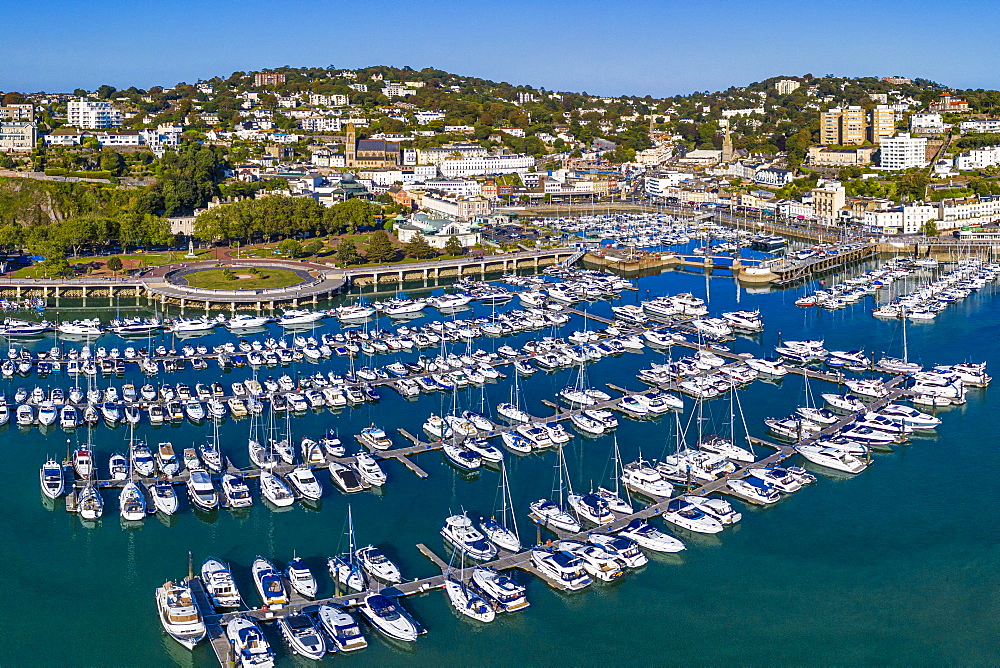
left=2, top=265, right=998, bottom=666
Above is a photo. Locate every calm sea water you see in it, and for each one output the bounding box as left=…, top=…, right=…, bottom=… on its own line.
left=2, top=261, right=998, bottom=666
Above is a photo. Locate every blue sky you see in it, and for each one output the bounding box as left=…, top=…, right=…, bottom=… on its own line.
left=4, top=0, right=998, bottom=96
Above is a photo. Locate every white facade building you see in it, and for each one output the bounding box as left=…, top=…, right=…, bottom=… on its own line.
left=420, top=192, right=492, bottom=220
left=309, top=94, right=348, bottom=107
left=878, top=134, right=928, bottom=170
left=67, top=98, right=123, bottom=129
left=644, top=172, right=694, bottom=196
left=416, top=144, right=488, bottom=166
left=383, top=83, right=416, bottom=98
left=0, top=122, right=37, bottom=152
left=959, top=119, right=1000, bottom=134
left=910, top=113, right=945, bottom=134
left=438, top=153, right=535, bottom=178
left=774, top=80, right=801, bottom=95
left=863, top=204, right=937, bottom=235
left=299, top=116, right=342, bottom=132
left=414, top=110, right=446, bottom=125
left=955, top=146, right=1000, bottom=171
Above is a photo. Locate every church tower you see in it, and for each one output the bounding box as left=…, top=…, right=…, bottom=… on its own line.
left=721, top=119, right=734, bottom=162
left=345, top=123, right=357, bottom=167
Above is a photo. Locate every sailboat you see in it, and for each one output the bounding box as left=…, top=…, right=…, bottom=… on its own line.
left=480, top=461, right=521, bottom=552
left=497, top=366, right=530, bottom=423
left=877, top=305, right=923, bottom=374
left=697, top=376, right=756, bottom=463
left=595, top=435, right=634, bottom=513
left=327, top=506, right=367, bottom=592
left=529, top=446, right=582, bottom=533
left=444, top=548, right=495, bottom=623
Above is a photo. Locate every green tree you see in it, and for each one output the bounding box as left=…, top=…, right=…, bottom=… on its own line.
left=403, top=234, right=437, bottom=259
left=98, top=149, right=124, bottom=175
left=922, top=219, right=939, bottom=236
left=336, top=238, right=361, bottom=265
left=277, top=238, right=303, bottom=257
left=364, top=229, right=396, bottom=263
left=0, top=152, right=14, bottom=169
left=303, top=239, right=325, bottom=256
left=443, top=235, right=464, bottom=256
left=106, top=256, right=123, bottom=275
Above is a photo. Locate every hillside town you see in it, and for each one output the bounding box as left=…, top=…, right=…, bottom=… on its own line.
left=3, top=68, right=1000, bottom=245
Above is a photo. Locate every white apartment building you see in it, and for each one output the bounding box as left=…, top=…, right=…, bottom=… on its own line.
left=416, top=144, right=488, bottom=166
left=139, top=127, right=181, bottom=154
left=937, top=197, right=1000, bottom=229
left=863, top=204, right=937, bottom=235
left=498, top=127, right=525, bottom=137
left=444, top=125, right=474, bottom=134
left=382, top=83, right=416, bottom=98
left=309, top=94, right=348, bottom=107
left=414, top=110, right=446, bottom=125
left=959, top=118, right=1000, bottom=134
left=438, top=153, right=535, bottom=178
left=0, top=122, right=37, bottom=151
left=955, top=146, right=1000, bottom=171
left=92, top=130, right=141, bottom=146
left=878, top=134, right=928, bottom=170
left=347, top=83, right=368, bottom=93
left=774, top=79, right=801, bottom=95
left=910, top=113, right=945, bottom=134
left=67, top=98, right=123, bottom=129
left=721, top=107, right=765, bottom=118
left=299, top=116, right=342, bottom=132
left=644, top=172, right=694, bottom=196
left=414, top=179, right=482, bottom=196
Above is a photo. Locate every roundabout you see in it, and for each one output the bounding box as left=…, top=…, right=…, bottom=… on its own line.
left=172, top=266, right=310, bottom=291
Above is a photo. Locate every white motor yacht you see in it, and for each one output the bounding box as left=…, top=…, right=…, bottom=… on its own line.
left=221, top=473, right=254, bottom=508
left=617, top=519, right=686, bottom=553
left=356, top=545, right=402, bottom=583
left=681, top=495, right=742, bottom=525
left=251, top=557, right=288, bottom=609
left=749, top=467, right=803, bottom=493
left=187, top=470, right=219, bottom=511
left=441, top=514, right=497, bottom=560
left=353, top=452, right=387, bottom=486
left=285, top=557, right=318, bottom=598
left=727, top=476, right=781, bottom=503
left=277, top=613, right=326, bottom=660
left=358, top=424, right=393, bottom=450
left=278, top=309, right=326, bottom=326
left=317, top=605, right=368, bottom=652
left=286, top=466, right=323, bottom=500
left=226, top=616, right=275, bottom=668
left=878, top=404, right=941, bottom=430
left=621, top=460, right=674, bottom=498
left=226, top=315, right=272, bottom=330
left=567, top=492, right=615, bottom=526
left=557, top=540, right=625, bottom=582
left=39, top=459, right=65, bottom=498
left=201, top=558, right=242, bottom=609
left=358, top=593, right=419, bottom=642
left=529, top=547, right=592, bottom=591
left=443, top=442, right=482, bottom=470
left=587, top=532, right=649, bottom=568
left=329, top=463, right=364, bottom=493
left=471, top=566, right=530, bottom=612
left=156, top=580, right=207, bottom=651
left=660, top=498, right=724, bottom=533
left=796, top=444, right=869, bottom=474
left=148, top=480, right=179, bottom=515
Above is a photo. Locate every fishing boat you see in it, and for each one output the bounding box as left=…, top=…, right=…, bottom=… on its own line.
left=316, top=605, right=368, bottom=652
left=201, top=558, right=242, bottom=609
left=358, top=593, right=419, bottom=642
left=277, top=613, right=326, bottom=660
left=356, top=545, right=402, bottom=583
left=226, top=616, right=275, bottom=668
left=156, top=580, right=207, bottom=650
left=119, top=480, right=147, bottom=522
left=251, top=557, right=288, bottom=609
left=285, top=557, right=318, bottom=598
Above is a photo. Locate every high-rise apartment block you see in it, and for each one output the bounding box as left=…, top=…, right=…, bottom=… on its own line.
left=254, top=72, right=286, bottom=87
left=67, top=98, right=122, bottom=129
left=775, top=79, right=801, bottom=95
left=820, top=105, right=897, bottom=145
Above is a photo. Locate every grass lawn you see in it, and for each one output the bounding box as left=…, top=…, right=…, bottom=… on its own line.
left=183, top=268, right=304, bottom=290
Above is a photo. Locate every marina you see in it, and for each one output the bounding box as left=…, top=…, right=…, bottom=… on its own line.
left=6, top=245, right=998, bottom=666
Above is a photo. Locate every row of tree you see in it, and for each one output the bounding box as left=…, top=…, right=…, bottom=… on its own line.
left=193, top=195, right=389, bottom=242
